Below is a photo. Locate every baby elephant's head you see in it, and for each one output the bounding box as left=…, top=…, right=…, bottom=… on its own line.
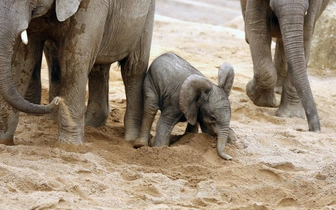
left=179, top=63, right=234, bottom=160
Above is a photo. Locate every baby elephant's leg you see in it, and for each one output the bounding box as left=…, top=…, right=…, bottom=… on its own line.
left=151, top=110, right=182, bottom=147
left=134, top=89, right=159, bottom=148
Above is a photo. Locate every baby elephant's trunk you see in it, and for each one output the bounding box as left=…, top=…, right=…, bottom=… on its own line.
left=217, top=127, right=232, bottom=160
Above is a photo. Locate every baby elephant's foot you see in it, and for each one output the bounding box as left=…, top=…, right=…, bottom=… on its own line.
left=134, top=138, right=149, bottom=148
left=246, top=79, right=277, bottom=107
left=151, top=137, right=169, bottom=147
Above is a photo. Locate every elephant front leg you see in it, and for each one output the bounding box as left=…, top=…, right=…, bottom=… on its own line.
left=85, top=64, right=111, bottom=127
left=57, top=84, right=86, bottom=145
left=151, top=110, right=183, bottom=147
left=275, top=73, right=305, bottom=119
left=245, top=1, right=277, bottom=107
left=57, top=60, right=87, bottom=145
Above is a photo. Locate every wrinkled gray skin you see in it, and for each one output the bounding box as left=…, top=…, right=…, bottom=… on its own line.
left=134, top=53, right=237, bottom=160
left=0, top=0, right=155, bottom=145
left=241, top=0, right=329, bottom=132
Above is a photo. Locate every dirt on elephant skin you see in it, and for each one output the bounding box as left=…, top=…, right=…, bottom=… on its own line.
left=1, top=0, right=336, bottom=209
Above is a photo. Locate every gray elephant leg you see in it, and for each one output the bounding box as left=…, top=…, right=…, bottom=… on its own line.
left=120, top=1, right=154, bottom=141
left=85, top=64, right=110, bottom=127
left=151, top=110, right=183, bottom=147
left=120, top=55, right=146, bottom=141
left=56, top=45, right=92, bottom=144
left=274, top=38, right=287, bottom=94
left=245, top=1, right=277, bottom=107
left=275, top=72, right=305, bottom=119
left=57, top=68, right=86, bottom=144
left=55, top=3, right=112, bottom=144
left=185, top=123, right=199, bottom=133
left=134, top=86, right=159, bottom=148
left=121, top=45, right=153, bottom=140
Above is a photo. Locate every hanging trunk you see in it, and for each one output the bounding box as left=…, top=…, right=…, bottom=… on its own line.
left=276, top=1, right=320, bottom=132
left=0, top=24, right=59, bottom=114
left=217, top=127, right=232, bottom=160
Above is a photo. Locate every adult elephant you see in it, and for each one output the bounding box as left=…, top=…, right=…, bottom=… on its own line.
left=241, top=0, right=329, bottom=132
left=0, top=0, right=155, bottom=145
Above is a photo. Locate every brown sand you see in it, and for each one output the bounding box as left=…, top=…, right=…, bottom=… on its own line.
left=1, top=1, right=336, bottom=209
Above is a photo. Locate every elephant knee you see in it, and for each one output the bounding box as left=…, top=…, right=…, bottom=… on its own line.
left=254, top=67, right=277, bottom=89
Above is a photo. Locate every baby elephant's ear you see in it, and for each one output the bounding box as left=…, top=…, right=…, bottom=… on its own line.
left=179, top=74, right=212, bottom=125
left=218, top=62, right=235, bottom=96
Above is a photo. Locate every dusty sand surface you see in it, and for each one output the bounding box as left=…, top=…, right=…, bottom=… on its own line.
left=1, top=1, right=336, bottom=209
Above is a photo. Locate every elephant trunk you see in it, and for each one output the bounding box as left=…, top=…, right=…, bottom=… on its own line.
left=0, top=12, right=59, bottom=114
left=276, top=1, right=320, bottom=132
left=217, top=126, right=232, bottom=160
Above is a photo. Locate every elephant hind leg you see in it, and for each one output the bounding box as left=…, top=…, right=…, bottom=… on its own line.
left=120, top=0, right=154, bottom=141
left=119, top=53, right=147, bottom=141
left=151, top=111, right=182, bottom=147
left=134, top=87, right=159, bottom=148
left=85, top=64, right=111, bottom=127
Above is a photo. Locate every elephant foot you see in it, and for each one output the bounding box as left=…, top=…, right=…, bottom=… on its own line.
left=58, top=124, right=85, bottom=145
left=275, top=100, right=305, bottom=119
left=58, top=133, right=84, bottom=145
left=246, top=79, right=277, bottom=107
left=124, top=124, right=141, bottom=141
left=85, top=115, right=107, bottom=128
left=134, top=137, right=149, bottom=148
left=151, top=136, right=169, bottom=147
left=54, top=142, right=87, bottom=153
left=124, top=131, right=140, bottom=141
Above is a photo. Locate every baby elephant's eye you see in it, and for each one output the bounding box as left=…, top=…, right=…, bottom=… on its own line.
left=209, top=116, right=217, bottom=122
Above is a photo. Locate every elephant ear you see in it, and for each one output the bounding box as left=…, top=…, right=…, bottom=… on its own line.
left=179, top=74, right=212, bottom=125
left=218, top=62, right=235, bottom=96
left=56, top=0, right=82, bottom=22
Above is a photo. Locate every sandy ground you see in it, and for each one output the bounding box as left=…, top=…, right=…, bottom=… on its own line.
left=1, top=0, right=336, bottom=209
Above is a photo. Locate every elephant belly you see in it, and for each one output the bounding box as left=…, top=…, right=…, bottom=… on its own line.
left=95, top=0, right=152, bottom=64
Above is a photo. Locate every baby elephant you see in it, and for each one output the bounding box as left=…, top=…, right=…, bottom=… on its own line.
left=134, top=52, right=236, bottom=160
